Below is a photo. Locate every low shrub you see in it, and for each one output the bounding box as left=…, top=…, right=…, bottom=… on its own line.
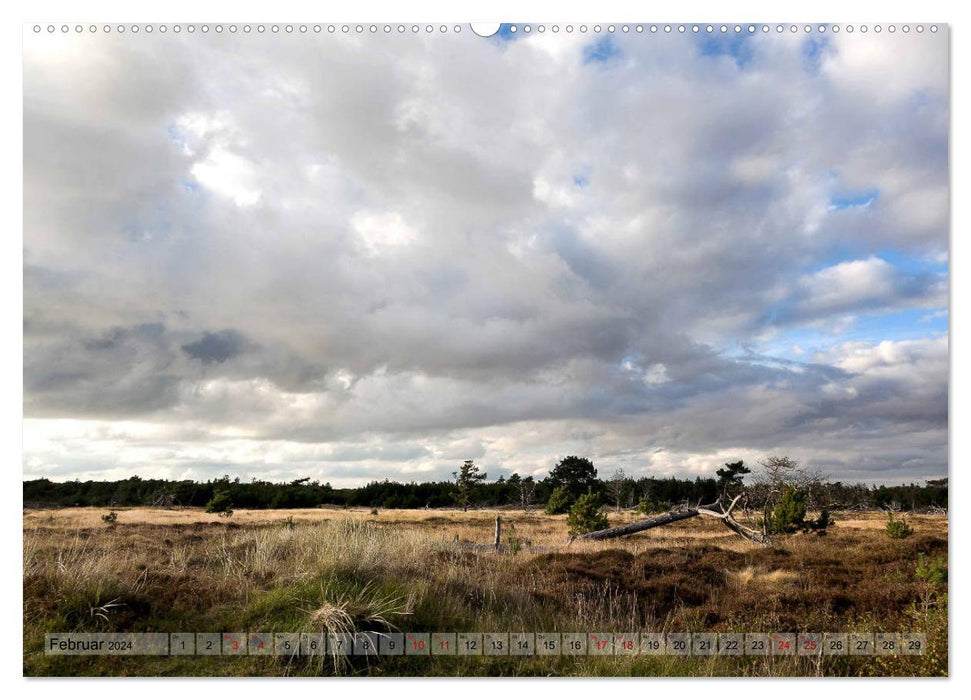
left=815, top=507, right=832, bottom=529
left=769, top=486, right=807, bottom=534
left=506, top=523, right=524, bottom=555
left=205, top=490, right=234, bottom=518
left=885, top=512, right=913, bottom=539
left=916, top=553, right=947, bottom=586
left=566, top=491, right=609, bottom=536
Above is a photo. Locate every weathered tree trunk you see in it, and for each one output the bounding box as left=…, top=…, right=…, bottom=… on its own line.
left=574, top=509, right=702, bottom=540
left=574, top=495, right=768, bottom=545
left=493, top=516, right=501, bottom=551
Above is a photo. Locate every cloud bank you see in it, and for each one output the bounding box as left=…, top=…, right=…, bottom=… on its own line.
left=23, top=27, right=948, bottom=485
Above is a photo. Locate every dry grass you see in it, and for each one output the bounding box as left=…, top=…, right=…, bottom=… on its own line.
left=22, top=508, right=948, bottom=677
left=20, top=505, right=788, bottom=551
left=725, top=566, right=799, bottom=588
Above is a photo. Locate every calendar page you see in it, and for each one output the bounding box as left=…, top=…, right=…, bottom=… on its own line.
left=22, top=19, right=949, bottom=679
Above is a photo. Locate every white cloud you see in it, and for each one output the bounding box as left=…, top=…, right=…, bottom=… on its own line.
left=22, top=28, right=949, bottom=483
left=351, top=211, right=418, bottom=254
left=175, top=112, right=261, bottom=206
left=799, top=258, right=898, bottom=313
left=821, top=31, right=949, bottom=107
left=190, top=147, right=261, bottom=206
left=826, top=335, right=948, bottom=377
left=781, top=257, right=946, bottom=326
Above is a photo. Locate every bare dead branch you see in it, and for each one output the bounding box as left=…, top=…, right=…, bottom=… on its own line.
left=573, top=494, right=768, bottom=545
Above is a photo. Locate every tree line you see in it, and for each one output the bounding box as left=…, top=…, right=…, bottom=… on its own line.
left=22, top=456, right=946, bottom=513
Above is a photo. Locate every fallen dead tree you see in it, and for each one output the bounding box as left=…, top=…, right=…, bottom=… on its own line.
left=572, top=494, right=769, bottom=545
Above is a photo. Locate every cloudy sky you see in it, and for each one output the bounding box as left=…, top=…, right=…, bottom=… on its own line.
left=23, top=25, right=948, bottom=486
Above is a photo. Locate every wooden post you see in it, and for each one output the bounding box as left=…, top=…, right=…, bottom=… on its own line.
left=494, top=516, right=501, bottom=551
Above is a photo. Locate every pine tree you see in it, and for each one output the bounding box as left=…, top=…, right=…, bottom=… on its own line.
left=453, top=460, right=487, bottom=511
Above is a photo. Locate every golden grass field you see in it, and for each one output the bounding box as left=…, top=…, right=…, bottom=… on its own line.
left=23, top=506, right=947, bottom=677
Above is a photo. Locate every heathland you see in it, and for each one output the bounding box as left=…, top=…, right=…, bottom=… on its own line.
left=23, top=506, right=947, bottom=677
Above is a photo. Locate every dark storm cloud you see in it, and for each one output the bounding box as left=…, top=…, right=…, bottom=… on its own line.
left=24, top=322, right=183, bottom=418
left=182, top=329, right=248, bottom=365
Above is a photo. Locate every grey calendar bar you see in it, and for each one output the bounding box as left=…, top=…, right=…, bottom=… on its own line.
left=43, top=631, right=927, bottom=656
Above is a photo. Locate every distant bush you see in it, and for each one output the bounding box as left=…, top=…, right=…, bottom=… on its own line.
left=370, top=508, right=379, bottom=516
left=101, top=511, right=118, bottom=527
left=886, top=512, right=913, bottom=539
left=815, top=507, right=832, bottom=529
left=566, top=491, right=609, bottom=536
left=205, top=490, right=234, bottom=518
left=282, top=515, right=295, bottom=530
left=637, top=498, right=671, bottom=515
left=802, top=507, right=833, bottom=532
left=769, top=486, right=807, bottom=534
left=545, top=486, right=573, bottom=515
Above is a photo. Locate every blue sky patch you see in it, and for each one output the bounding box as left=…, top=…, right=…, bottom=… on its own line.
left=802, top=36, right=830, bottom=74
left=874, top=248, right=948, bottom=275
left=696, top=32, right=755, bottom=68
left=492, top=24, right=525, bottom=43
left=829, top=189, right=878, bottom=209
left=583, top=36, right=621, bottom=64
left=754, top=308, right=947, bottom=363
